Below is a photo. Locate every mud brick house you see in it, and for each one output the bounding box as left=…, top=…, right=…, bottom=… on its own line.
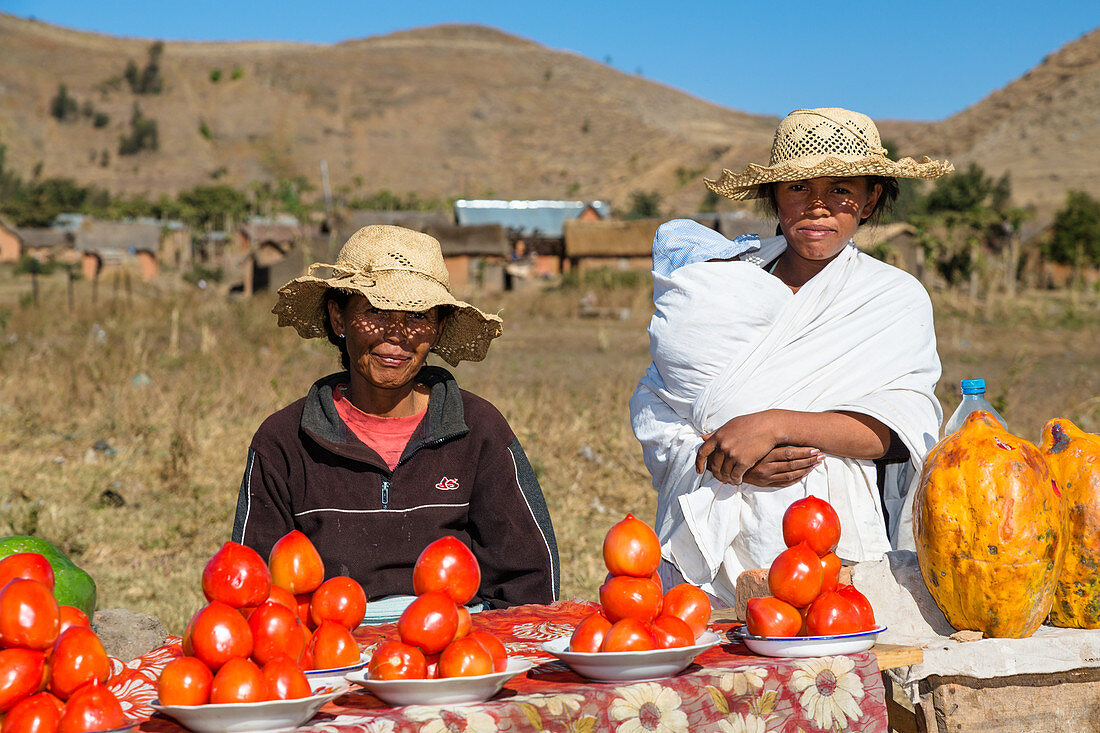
left=75, top=220, right=161, bottom=281
left=562, top=217, right=663, bottom=273
left=0, top=218, right=22, bottom=263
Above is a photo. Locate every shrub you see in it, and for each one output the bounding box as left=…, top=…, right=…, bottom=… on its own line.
left=118, top=104, right=159, bottom=155
left=1047, top=190, right=1100, bottom=267
left=49, top=84, right=79, bottom=122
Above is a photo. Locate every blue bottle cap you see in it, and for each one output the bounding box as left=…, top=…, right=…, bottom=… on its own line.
left=960, top=378, right=986, bottom=395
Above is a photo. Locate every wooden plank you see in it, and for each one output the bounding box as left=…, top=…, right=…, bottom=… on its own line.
left=872, top=643, right=923, bottom=670
left=921, top=668, right=1100, bottom=732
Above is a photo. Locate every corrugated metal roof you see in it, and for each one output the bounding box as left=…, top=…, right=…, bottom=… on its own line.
left=454, top=200, right=609, bottom=238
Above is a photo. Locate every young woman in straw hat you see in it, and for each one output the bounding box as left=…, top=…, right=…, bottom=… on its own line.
left=233, top=225, right=558, bottom=610
left=631, top=108, right=952, bottom=606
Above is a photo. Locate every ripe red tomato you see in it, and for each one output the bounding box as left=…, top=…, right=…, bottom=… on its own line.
left=650, top=615, right=694, bottom=648
left=397, top=591, right=459, bottom=655
left=465, top=631, right=507, bottom=672
left=187, top=600, right=254, bottom=671
left=267, top=585, right=299, bottom=612
left=569, top=612, right=612, bottom=653
left=438, top=637, right=494, bottom=678
left=0, top=648, right=47, bottom=713
left=268, top=531, right=325, bottom=595
left=804, top=591, right=863, bottom=636
left=209, top=657, right=266, bottom=704
left=602, top=514, right=661, bottom=578
left=261, top=656, right=311, bottom=700
left=309, top=621, right=360, bottom=670
left=157, top=656, right=213, bottom=706
left=248, top=601, right=306, bottom=667
left=768, top=542, right=824, bottom=609
left=452, top=606, right=471, bottom=643
left=412, top=537, right=481, bottom=606
left=745, top=596, right=802, bottom=638
left=309, top=577, right=367, bottom=630
left=661, top=584, right=711, bottom=638
left=819, top=552, right=841, bottom=594
left=57, top=679, right=126, bottom=733
left=600, top=618, right=656, bottom=652
left=0, top=579, right=60, bottom=651
left=782, top=496, right=841, bottom=556
left=2, top=691, right=64, bottom=733
left=48, top=627, right=111, bottom=700
left=836, top=584, right=877, bottom=630
left=57, top=606, right=90, bottom=635
left=598, top=576, right=662, bottom=623
left=202, top=541, right=272, bottom=609
left=368, top=640, right=427, bottom=680
left=0, top=554, right=55, bottom=592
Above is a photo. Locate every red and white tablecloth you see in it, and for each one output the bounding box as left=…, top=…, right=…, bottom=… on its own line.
left=110, top=600, right=888, bottom=732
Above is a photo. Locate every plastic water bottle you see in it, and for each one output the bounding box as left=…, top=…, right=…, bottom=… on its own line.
left=943, top=378, right=1007, bottom=437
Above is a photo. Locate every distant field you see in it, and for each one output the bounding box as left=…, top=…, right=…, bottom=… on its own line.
left=0, top=267, right=1097, bottom=634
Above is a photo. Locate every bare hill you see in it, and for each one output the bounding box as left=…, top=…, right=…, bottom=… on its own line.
left=0, top=14, right=1097, bottom=217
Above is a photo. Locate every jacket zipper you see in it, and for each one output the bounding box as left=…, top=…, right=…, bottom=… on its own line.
left=381, top=433, right=461, bottom=511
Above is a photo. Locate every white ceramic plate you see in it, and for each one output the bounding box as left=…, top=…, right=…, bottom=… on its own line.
left=305, top=654, right=369, bottom=691
left=150, top=689, right=344, bottom=733
left=739, top=625, right=887, bottom=657
left=540, top=631, right=720, bottom=683
left=345, top=658, right=533, bottom=706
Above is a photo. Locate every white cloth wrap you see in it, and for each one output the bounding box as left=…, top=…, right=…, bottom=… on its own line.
left=630, top=238, right=942, bottom=605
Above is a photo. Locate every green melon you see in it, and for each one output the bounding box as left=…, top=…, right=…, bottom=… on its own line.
left=0, top=535, right=97, bottom=617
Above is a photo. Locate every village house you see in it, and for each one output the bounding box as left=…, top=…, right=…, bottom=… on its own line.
left=0, top=218, right=22, bottom=263
left=14, top=227, right=76, bottom=264
left=561, top=217, right=663, bottom=274
left=75, top=220, right=161, bottom=281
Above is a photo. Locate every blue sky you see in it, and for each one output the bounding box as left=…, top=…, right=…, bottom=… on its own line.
left=4, top=1, right=1097, bottom=121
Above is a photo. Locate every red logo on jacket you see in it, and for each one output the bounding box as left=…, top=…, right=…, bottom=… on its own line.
left=435, top=477, right=459, bottom=491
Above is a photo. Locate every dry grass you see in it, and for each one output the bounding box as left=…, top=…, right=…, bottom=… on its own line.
left=1, top=268, right=1097, bottom=634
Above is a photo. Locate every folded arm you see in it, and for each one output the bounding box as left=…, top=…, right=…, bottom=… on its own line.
left=696, top=409, right=891, bottom=486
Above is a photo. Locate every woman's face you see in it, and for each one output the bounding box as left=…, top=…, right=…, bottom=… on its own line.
left=328, top=295, right=442, bottom=394
left=775, top=177, right=882, bottom=262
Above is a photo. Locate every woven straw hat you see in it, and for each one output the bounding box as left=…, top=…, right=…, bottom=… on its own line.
left=705, top=107, right=953, bottom=200
left=272, top=225, right=503, bottom=366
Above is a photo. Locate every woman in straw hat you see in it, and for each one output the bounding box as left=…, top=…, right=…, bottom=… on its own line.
left=233, top=225, right=559, bottom=610
left=631, top=108, right=951, bottom=606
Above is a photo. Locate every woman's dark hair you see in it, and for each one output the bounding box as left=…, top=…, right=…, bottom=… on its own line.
left=321, top=289, right=354, bottom=370
left=320, top=289, right=455, bottom=372
left=761, top=176, right=899, bottom=226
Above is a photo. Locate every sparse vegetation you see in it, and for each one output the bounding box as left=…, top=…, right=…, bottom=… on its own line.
left=209, top=69, right=222, bottom=83
left=231, top=66, right=244, bottom=80
left=49, top=84, right=79, bottom=122
left=1047, top=190, right=1100, bottom=267
left=198, top=121, right=213, bottom=141
left=622, top=190, right=663, bottom=220
left=124, top=41, right=164, bottom=95
left=118, top=104, right=159, bottom=155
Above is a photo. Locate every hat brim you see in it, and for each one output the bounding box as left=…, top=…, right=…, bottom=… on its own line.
left=705, top=155, right=954, bottom=200
left=271, top=271, right=503, bottom=366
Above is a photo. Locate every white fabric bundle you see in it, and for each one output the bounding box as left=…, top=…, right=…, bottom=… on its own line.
left=630, top=233, right=942, bottom=606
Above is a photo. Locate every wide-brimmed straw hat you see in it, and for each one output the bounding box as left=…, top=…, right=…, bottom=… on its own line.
left=272, top=225, right=503, bottom=366
left=705, top=107, right=953, bottom=200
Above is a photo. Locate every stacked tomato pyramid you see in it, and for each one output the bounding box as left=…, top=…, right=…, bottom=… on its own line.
left=368, top=537, right=508, bottom=680
left=570, top=514, right=712, bottom=652
left=159, top=530, right=367, bottom=706
left=746, top=497, right=876, bottom=638
left=0, top=552, right=127, bottom=733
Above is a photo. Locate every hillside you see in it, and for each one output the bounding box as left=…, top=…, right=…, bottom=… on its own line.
left=0, top=14, right=1097, bottom=217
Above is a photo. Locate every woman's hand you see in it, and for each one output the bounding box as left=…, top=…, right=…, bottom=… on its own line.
left=695, top=411, right=785, bottom=485
left=742, top=446, right=822, bottom=487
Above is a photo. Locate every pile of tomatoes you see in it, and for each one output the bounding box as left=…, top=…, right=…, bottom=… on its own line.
left=0, top=552, right=127, bottom=733
left=159, top=531, right=367, bottom=706
left=570, top=514, right=711, bottom=653
left=746, top=497, right=876, bottom=638
left=368, top=536, right=508, bottom=680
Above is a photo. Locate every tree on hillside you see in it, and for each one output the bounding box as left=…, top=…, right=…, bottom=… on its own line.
left=623, top=190, right=662, bottom=220
left=177, top=185, right=250, bottom=230
left=49, top=85, right=79, bottom=122
left=125, top=42, right=164, bottom=95
left=118, top=104, right=159, bottom=155
left=1048, top=190, right=1100, bottom=271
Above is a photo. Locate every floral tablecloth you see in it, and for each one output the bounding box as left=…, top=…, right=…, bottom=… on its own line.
left=109, top=600, right=887, bottom=732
